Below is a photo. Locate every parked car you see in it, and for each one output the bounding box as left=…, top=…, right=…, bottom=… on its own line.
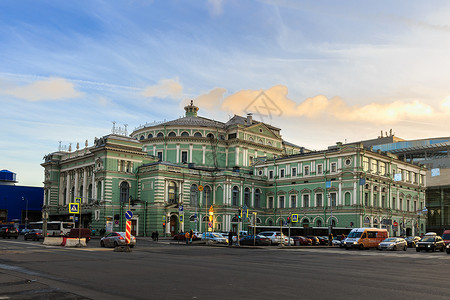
left=0, top=226, right=19, bottom=239
left=24, top=229, right=45, bottom=241
left=405, top=236, right=421, bottom=248
left=318, top=236, right=329, bottom=245
left=239, top=235, right=271, bottom=246
left=446, top=243, right=450, bottom=254
left=258, top=231, right=293, bottom=245
left=442, top=230, right=450, bottom=245
left=306, top=236, right=320, bottom=245
left=201, top=232, right=228, bottom=244
left=66, top=228, right=91, bottom=242
left=416, top=235, right=445, bottom=252
left=332, top=236, right=345, bottom=247
left=292, top=236, right=312, bottom=246
left=20, top=228, right=31, bottom=235
left=378, top=238, right=407, bottom=251
left=100, top=232, right=136, bottom=248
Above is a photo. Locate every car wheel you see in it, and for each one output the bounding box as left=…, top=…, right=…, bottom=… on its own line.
left=359, top=244, right=364, bottom=250
left=446, top=249, right=450, bottom=254
left=416, top=248, right=420, bottom=252
left=129, top=245, right=134, bottom=248
left=100, top=241, right=105, bottom=247
left=432, top=247, right=436, bottom=252
left=393, top=246, right=397, bottom=251
left=345, top=246, right=349, bottom=250
left=114, top=241, right=119, bottom=247
left=15, top=236, right=18, bottom=239
left=441, top=246, right=444, bottom=252
left=32, top=237, right=36, bottom=241
left=403, top=246, right=407, bottom=251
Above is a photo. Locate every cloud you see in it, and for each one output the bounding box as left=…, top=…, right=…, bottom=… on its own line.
left=220, top=85, right=437, bottom=124
left=192, top=87, right=226, bottom=110
left=207, top=0, right=224, bottom=16
left=0, top=77, right=82, bottom=101
left=141, top=78, right=183, bottom=99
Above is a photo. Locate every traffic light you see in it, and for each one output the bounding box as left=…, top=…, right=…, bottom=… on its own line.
left=238, top=209, right=242, bottom=220
left=287, top=216, right=291, bottom=223
left=162, top=222, right=166, bottom=228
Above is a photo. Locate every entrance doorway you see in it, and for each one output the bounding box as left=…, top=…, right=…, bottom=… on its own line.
left=131, top=219, right=137, bottom=236
left=170, top=215, right=179, bottom=236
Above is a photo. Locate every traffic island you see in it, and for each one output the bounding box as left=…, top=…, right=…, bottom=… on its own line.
left=114, top=245, right=132, bottom=252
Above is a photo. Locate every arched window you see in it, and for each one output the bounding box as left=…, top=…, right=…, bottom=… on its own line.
left=244, top=187, right=251, bottom=207
left=207, top=133, right=214, bottom=139
left=97, top=181, right=102, bottom=201
left=248, top=137, right=254, bottom=142
left=194, top=132, right=202, bottom=137
left=219, top=135, right=225, bottom=140
left=232, top=186, right=239, bottom=206
left=181, top=131, right=189, bottom=137
left=190, top=184, right=198, bottom=207
left=120, top=181, right=129, bottom=203
left=204, top=186, right=212, bottom=207
left=157, top=132, right=164, bottom=137
left=254, top=189, right=261, bottom=208
left=316, top=219, right=322, bottom=227
left=331, top=219, right=336, bottom=227
left=63, top=188, right=67, bottom=205
left=302, top=219, right=310, bottom=228
left=148, top=133, right=153, bottom=139
left=168, top=132, right=176, bottom=137
left=258, top=139, right=263, bottom=144
left=345, top=192, right=351, bottom=206
left=140, top=135, right=145, bottom=140
left=168, top=181, right=177, bottom=204
left=268, top=219, right=273, bottom=226
left=71, top=187, right=75, bottom=202
left=79, top=185, right=83, bottom=202
left=88, top=184, right=93, bottom=202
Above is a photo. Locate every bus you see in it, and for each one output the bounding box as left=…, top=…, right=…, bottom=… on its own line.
left=29, top=221, right=75, bottom=236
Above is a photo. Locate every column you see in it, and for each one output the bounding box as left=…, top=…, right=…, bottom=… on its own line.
left=91, top=167, right=96, bottom=202
left=202, top=145, right=206, bottom=164
left=83, top=168, right=87, bottom=203
left=225, top=148, right=228, bottom=167
left=74, top=170, right=79, bottom=199
left=338, top=182, right=342, bottom=206
left=66, top=172, right=70, bottom=205
left=235, top=147, right=239, bottom=166
left=189, top=144, right=193, bottom=163
left=176, top=144, right=180, bottom=163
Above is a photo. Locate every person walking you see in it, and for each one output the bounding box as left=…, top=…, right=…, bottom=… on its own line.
left=189, top=229, right=194, bottom=244
left=228, top=231, right=233, bottom=246
left=328, top=233, right=333, bottom=246
left=185, top=231, right=190, bottom=245
left=155, top=230, right=159, bottom=242
left=151, top=231, right=155, bottom=241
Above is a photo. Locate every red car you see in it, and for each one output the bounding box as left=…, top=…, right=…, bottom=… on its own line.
left=292, top=236, right=312, bottom=246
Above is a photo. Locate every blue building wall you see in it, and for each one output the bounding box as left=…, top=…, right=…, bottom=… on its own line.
left=0, top=185, right=44, bottom=224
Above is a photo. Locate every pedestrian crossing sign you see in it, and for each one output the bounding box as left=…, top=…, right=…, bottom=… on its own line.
left=69, top=203, right=80, bottom=214
left=292, top=214, right=299, bottom=223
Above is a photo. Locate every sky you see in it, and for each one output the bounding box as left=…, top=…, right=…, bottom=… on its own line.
left=1, top=0, right=450, bottom=187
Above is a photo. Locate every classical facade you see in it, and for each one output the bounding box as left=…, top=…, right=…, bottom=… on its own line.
left=41, top=102, right=426, bottom=236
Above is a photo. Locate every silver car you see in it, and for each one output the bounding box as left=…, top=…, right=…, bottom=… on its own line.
left=100, top=232, right=136, bottom=248
left=378, top=237, right=407, bottom=251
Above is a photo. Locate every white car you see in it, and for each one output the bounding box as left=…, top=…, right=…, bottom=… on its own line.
left=201, top=232, right=228, bottom=244
left=378, top=237, right=407, bottom=251
left=258, top=231, right=293, bottom=245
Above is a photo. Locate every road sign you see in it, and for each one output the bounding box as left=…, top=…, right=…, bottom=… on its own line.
left=179, top=205, right=184, bottom=212
left=75, top=197, right=81, bottom=203
left=180, top=215, right=183, bottom=223
left=125, top=220, right=131, bottom=244
left=69, top=203, right=80, bottom=214
left=125, top=210, right=133, bottom=220
left=198, top=185, right=204, bottom=191
left=393, top=221, right=398, bottom=227
left=326, top=181, right=331, bottom=188
left=292, top=214, right=299, bottom=223
left=209, top=205, right=213, bottom=213
left=162, top=216, right=166, bottom=221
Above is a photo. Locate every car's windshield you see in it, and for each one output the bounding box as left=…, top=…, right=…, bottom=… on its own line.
left=383, top=238, right=396, bottom=242
left=442, top=234, right=450, bottom=240
left=421, top=236, right=435, bottom=242
left=348, top=231, right=363, bottom=238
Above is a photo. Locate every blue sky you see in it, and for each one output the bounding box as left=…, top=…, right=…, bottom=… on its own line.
left=1, top=0, right=450, bottom=186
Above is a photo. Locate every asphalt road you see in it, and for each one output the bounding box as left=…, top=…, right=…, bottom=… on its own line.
left=1, top=238, right=450, bottom=299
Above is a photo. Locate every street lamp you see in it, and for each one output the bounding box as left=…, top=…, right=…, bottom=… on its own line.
left=22, top=197, right=28, bottom=229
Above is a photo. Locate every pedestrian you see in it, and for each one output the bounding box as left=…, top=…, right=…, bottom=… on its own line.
left=328, top=233, right=333, bottom=246
left=228, top=231, right=233, bottom=246
left=189, top=229, right=194, bottom=244
left=185, top=231, right=190, bottom=245
left=155, top=230, right=159, bottom=242
left=341, top=233, right=345, bottom=240
left=151, top=231, right=155, bottom=241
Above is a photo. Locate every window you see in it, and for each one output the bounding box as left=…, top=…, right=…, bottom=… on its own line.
left=157, top=132, right=164, bottom=137
left=280, top=169, right=285, bottom=178
left=414, top=200, right=417, bottom=212
left=157, top=151, right=163, bottom=161
left=316, top=194, right=322, bottom=207
left=330, top=193, right=337, bottom=207
left=148, top=133, right=153, bottom=138
left=303, top=194, right=309, bottom=208
left=269, top=170, right=274, bottom=179
left=190, top=184, right=198, bottom=207
left=381, top=195, right=386, bottom=208
left=194, top=132, right=202, bottom=137
left=345, top=192, right=351, bottom=206
left=363, top=157, right=369, bottom=172
left=380, top=162, right=386, bottom=175
left=268, top=196, right=274, bottom=209
left=317, top=164, right=323, bottom=175
left=168, top=181, right=177, bottom=204
left=181, top=131, right=189, bottom=137
left=279, top=195, right=285, bottom=208
left=331, top=163, right=337, bottom=173
left=140, top=135, right=145, bottom=140
left=407, top=200, right=410, bottom=211
left=79, top=185, right=83, bottom=201
left=88, top=184, right=92, bottom=201
left=316, top=219, right=322, bottom=227
left=228, top=133, right=237, bottom=139
left=207, top=133, right=214, bottom=139
left=290, top=195, right=296, bottom=208
left=120, top=181, right=130, bottom=203
left=304, top=166, right=310, bottom=176
left=254, top=189, right=261, bottom=208
left=181, top=151, right=188, bottom=163
left=292, top=168, right=297, bottom=177
left=392, top=197, right=396, bottom=210
left=244, top=188, right=251, bottom=207
left=364, top=192, right=369, bottom=207
left=204, top=186, right=212, bottom=207
left=168, top=132, right=176, bottom=137
left=399, top=199, right=403, bottom=211
left=232, top=186, right=239, bottom=206
left=371, top=159, right=378, bottom=173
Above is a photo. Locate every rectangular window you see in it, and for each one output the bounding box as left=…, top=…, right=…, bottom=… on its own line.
left=371, top=159, right=378, bottom=173
left=380, top=162, right=386, bottom=175
left=317, top=164, right=323, bottom=175
left=381, top=195, right=385, bottom=208
left=406, top=171, right=410, bottom=182
left=407, top=200, right=410, bottom=211
left=268, top=197, right=274, bottom=209
left=331, top=163, right=337, bottom=173
left=279, top=196, right=285, bottom=208
left=330, top=193, right=337, bottom=207
left=157, top=151, right=163, bottom=161
left=364, top=192, right=369, bottom=206
left=292, top=168, right=297, bottom=177
left=290, top=195, right=296, bottom=208
left=414, top=201, right=417, bottom=212
left=181, top=151, right=188, bottom=163
left=303, top=194, right=309, bottom=208
left=304, top=166, right=310, bottom=176
left=280, top=169, right=285, bottom=178
left=392, top=197, right=396, bottom=210
left=363, top=157, right=369, bottom=172
left=399, top=199, right=403, bottom=211
left=269, top=170, right=274, bottom=179
left=316, top=194, right=322, bottom=207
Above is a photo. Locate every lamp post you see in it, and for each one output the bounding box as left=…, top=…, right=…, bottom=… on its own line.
left=22, top=197, right=28, bottom=229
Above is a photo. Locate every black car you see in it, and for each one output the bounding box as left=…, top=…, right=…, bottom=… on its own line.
left=405, top=236, right=421, bottom=248
left=0, top=226, right=19, bottom=239
left=416, top=235, right=445, bottom=252
left=24, top=229, right=45, bottom=241
left=239, top=235, right=271, bottom=246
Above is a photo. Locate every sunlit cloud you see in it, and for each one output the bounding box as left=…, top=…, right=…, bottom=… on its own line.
left=192, top=87, right=226, bottom=110
left=141, top=78, right=183, bottom=99
left=0, top=77, right=82, bottom=101
left=207, top=0, right=224, bottom=16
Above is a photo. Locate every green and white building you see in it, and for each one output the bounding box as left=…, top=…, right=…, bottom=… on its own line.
left=41, top=102, right=427, bottom=237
